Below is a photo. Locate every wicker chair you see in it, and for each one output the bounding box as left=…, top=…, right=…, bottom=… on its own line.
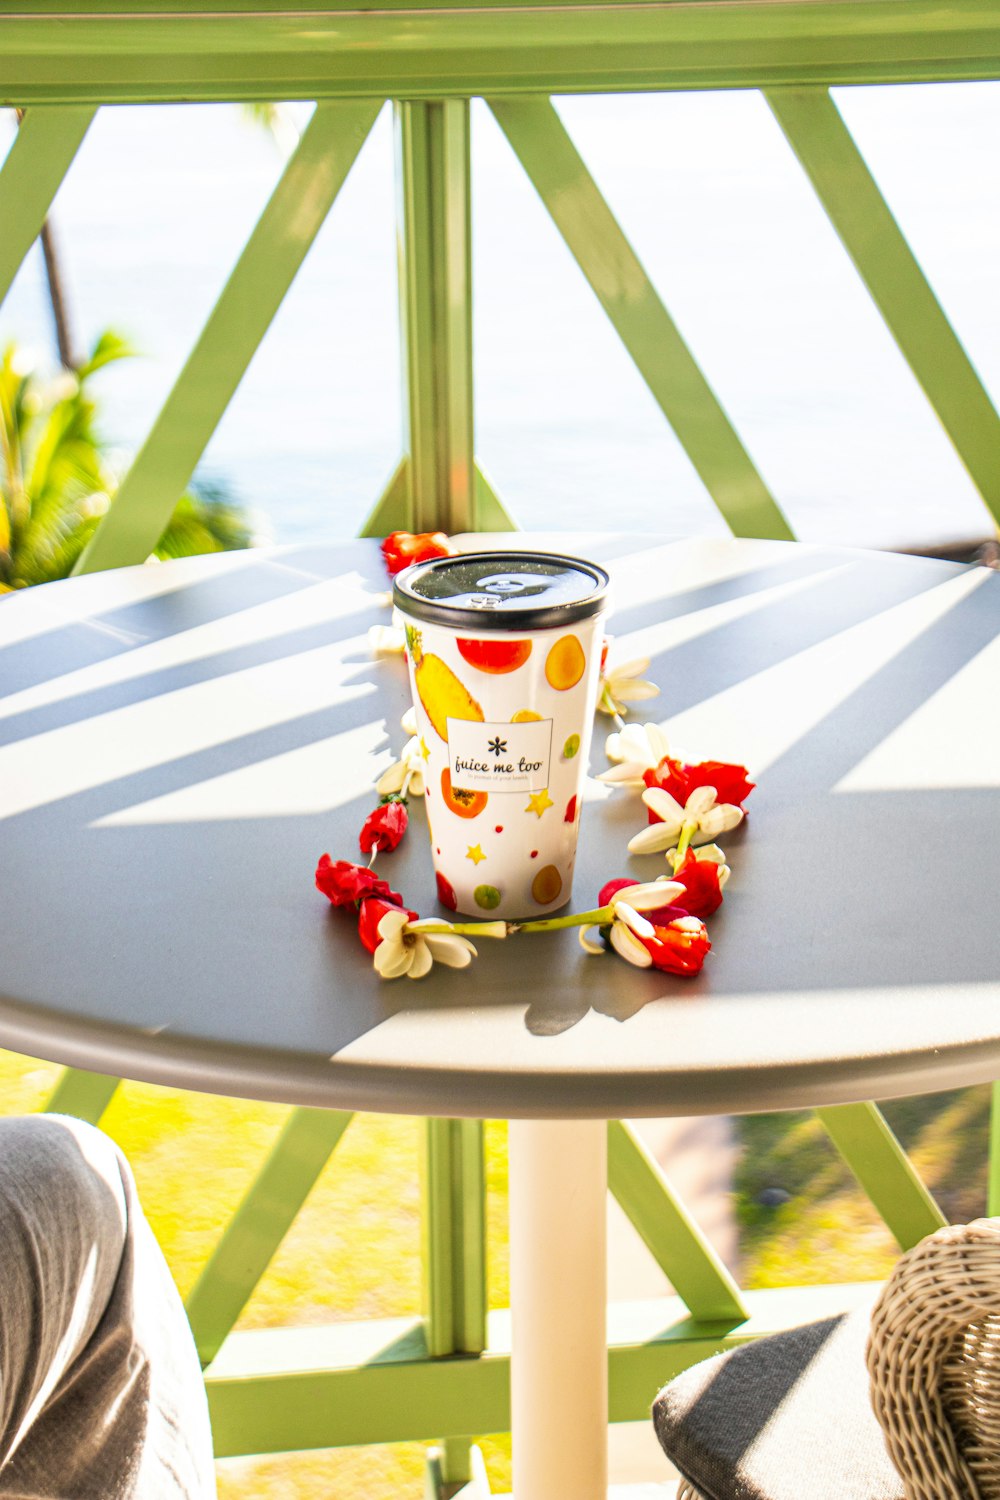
left=653, top=1218, right=1000, bottom=1500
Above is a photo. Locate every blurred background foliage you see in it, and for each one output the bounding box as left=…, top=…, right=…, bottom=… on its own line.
left=0, top=330, right=254, bottom=592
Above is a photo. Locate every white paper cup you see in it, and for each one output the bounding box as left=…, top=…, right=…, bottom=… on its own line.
left=393, top=552, right=610, bottom=919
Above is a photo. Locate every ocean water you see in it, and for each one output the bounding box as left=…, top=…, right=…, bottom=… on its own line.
left=3, top=86, right=1000, bottom=553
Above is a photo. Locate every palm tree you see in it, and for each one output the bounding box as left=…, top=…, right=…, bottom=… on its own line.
left=0, top=330, right=255, bottom=592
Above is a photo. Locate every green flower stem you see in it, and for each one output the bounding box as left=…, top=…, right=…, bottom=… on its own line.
left=416, top=906, right=616, bottom=939
left=673, top=821, right=697, bottom=865
left=510, top=905, right=614, bottom=935
left=417, top=921, right=509, bottom=939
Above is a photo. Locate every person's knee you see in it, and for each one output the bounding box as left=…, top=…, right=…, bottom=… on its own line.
left=0, top=1114, right=129, bottom=1267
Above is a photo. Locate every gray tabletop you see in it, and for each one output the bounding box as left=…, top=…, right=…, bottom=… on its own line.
left=1, top=534, right=998, bottom=1119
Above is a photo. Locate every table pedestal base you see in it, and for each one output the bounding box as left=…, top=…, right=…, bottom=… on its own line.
left=508, top=1118, right=608, bottom=1500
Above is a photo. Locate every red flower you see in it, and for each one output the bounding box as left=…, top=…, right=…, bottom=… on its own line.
left=640, top=917, right=711, bottom=976
left=643, top=756, right=755, bottom=813
left=671, top=850, right=726, bottom=919
left=381, top=530, right=457, bottom=577
left=316, top=855, right=402, bottom=909
left=358, top=895, right=418, bottom=955
left=598, top=877, right=686, bottom=928
left=360, top=801, right=409, bottom=854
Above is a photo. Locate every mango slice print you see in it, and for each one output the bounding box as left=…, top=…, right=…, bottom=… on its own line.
left=531, top=865, right=562, bottom=905
left=406, top=625, right=483, bottom=741
left=457, top=637, right=532, bottom=674
left=545, top=634, right=586, bottom=690
left=511, top=709, right=542, bottom=723
left=441, top=768, right=488, bottom=820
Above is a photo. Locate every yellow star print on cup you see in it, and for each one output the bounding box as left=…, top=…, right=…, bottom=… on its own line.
left=525, top=789, right=554, bottom=818
left=466, top=844, right=486, bottom=866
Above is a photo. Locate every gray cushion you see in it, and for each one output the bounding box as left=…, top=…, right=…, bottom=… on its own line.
left=652, top=1303, right=903, bottom=1500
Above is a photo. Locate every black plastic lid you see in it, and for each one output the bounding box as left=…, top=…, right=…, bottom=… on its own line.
left=392, top=551, right=610, bottom=631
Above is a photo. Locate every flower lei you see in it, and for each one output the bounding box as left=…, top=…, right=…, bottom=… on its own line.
left=316, top=534, right=755, bottom=982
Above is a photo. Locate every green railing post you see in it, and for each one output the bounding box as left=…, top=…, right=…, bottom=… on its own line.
left=397, top=100, right=475, bottom=536
left=421, top=1117, right=488, bottom=1491
left=373, top=99, right=515, bottom=539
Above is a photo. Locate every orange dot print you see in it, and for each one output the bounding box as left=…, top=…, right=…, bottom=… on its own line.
left=545, top=635, right=585, bottom=691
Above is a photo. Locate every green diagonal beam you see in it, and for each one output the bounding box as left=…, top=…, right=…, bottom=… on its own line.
left=608, top=1120, right=747, bottom=1323
left=73, top=98, right=383, bottom=575
left=185, top=1106, right=354, bottom=1368
left=488, top=96, right=793, bottom=542
left=989, top=1082, right=1000, bottom=1218
left=360, top=456, right=413, bottom=537
left=43, top=1066, right=120, bottom=1124
left=766, top=86, right=1000, bottom=533
left=816, top=1102, right=947, bottom=1251
left=0, top=105, right=95, bottom=307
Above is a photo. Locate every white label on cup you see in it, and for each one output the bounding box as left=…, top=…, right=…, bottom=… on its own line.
left=447, top=718, right=552, bottom=793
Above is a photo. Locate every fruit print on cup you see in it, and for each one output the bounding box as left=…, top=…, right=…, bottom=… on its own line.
left=545, top=634, right=586, bottom=691
left=511, top=709, right=542, bottom=723
left=458, top=637, right=532, bottom=674
left=531, top=864, right=562, bottom=905
left=562, top=733, right=580, bottom=759
left=406, top=624, right=482, bottom=742
left=475, top=884, right=502, bottom=911
left=440, top=768, right=487, bottom=819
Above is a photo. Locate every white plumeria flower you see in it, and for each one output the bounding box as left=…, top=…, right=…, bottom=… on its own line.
left=373, top=912, right=479, bottom=981
left=598, top=657, right=659, bottom=719
left=401, top=707, right=418, bottom=736
left=628, top=785, right=744, bottom=856
left=666, top=844, right=731, bottom=888
left=376, top=735, right=428, bottom=798
left=578, top=880, right=685, bottom=965
left=369, top=623, right=406, bottom=656
left=598, top=721, right=671, bottom=787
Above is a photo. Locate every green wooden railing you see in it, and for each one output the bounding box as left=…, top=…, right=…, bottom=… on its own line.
left=4, top=3, right=1000, bottom=1488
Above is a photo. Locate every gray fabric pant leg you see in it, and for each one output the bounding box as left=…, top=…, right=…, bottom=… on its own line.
left=0, top=1114, right=216, bottom=1500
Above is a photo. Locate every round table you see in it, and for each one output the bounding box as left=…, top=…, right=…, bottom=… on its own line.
left=2, top=533, right=999, bottom=1498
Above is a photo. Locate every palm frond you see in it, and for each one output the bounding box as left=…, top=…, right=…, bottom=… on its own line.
left=1, top=331, right=254, bottom=589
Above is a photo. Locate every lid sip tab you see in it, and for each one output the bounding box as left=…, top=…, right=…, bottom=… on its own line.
left=393, top=551, right=610, bottom=632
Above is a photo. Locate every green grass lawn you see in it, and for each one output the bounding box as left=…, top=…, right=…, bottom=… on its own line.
left=0, top=1043, right=989, bottom=1497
